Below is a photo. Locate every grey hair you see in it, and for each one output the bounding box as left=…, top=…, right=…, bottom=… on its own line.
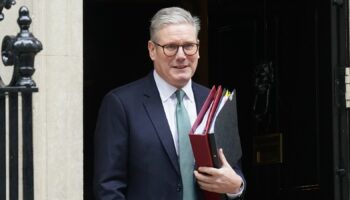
left=149, top=7, right=201, bottom=42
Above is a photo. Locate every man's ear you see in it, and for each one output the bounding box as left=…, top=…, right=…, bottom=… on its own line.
left=148, top=40, right=156, bottom=61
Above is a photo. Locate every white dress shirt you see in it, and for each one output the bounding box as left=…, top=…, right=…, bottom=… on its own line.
left=153, top=70, right=197, bottom=154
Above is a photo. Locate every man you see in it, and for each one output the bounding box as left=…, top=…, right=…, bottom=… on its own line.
left=94, top=6, right=245, bottom=200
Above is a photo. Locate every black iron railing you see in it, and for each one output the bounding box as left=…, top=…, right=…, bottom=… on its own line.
left=0, top=3, right=42, bottom=200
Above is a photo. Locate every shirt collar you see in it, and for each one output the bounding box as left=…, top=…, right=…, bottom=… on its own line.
left=153, top=70, right=194, bottom=103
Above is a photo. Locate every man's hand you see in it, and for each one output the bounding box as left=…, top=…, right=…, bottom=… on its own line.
left=194, top=148, right=243, bottom=194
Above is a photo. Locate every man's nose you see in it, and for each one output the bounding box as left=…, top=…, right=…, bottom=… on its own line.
left=175, top=46, right=186, bottom=57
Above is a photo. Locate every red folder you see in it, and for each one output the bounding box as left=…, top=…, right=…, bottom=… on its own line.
left=189, top=85, right=223, bottom=200
left=203, top=85, right=223, bottom=135
left=190, top=85, right=217, bottom=133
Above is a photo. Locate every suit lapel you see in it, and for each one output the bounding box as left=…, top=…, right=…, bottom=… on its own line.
left=192, top=83, right=208, bottom=115
left=141, top=74, right=209, bottom=177
left=142, top=74, right=180, bottom=176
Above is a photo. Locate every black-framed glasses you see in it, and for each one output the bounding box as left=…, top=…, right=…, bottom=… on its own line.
left=152, top=41, right=199, bottom=56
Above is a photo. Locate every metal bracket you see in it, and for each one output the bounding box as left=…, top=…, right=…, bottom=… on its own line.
left=345, top=67, right=350, bottom=108
left=333, top=0, right=344, bottom=6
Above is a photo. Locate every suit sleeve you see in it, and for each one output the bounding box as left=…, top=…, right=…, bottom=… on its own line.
left=94, top=92, right=129, bottom=200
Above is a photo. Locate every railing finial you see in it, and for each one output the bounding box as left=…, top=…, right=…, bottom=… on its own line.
left=1, top=6, right=42, bottom=87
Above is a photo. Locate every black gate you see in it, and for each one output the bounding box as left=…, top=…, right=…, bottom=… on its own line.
left=0, top=2, right=42, bottom=200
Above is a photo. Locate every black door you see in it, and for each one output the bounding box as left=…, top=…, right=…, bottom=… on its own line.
left=208, top=0, right=349, bottom=199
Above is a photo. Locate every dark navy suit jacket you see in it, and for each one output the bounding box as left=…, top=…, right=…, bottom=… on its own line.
left=94, top=72, right=244, bottom=200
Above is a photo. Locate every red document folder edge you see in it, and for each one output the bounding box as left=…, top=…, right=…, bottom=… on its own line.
left=189, top=85, right=222, bottom=167
left=189, top=85, right=216, bottom=167
left=189, top=85, right=223, bottom=200
left=203, top=85, right=223, bottom=135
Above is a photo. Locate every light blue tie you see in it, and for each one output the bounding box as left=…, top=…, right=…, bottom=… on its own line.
left=175, top=90, right=196, bottom=200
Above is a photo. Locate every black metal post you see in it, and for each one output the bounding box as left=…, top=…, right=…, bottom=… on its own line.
left=22, top=92, right=34, bottom=200
left=0, top=91, right=6, bottom=200
left=9, top=92, right=18, bottom=200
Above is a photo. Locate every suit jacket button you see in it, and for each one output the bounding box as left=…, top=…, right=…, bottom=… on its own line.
left=177, top=184, right=182, bottom=192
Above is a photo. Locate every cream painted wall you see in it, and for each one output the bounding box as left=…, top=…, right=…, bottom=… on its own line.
left=0, top=0, right=83, bottom=200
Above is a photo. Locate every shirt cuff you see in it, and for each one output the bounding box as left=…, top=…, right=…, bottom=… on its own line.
left=226, top=180, right=245, bottom=199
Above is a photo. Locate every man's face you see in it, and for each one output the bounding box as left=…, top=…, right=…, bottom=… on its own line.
left=148, top=24, right=200, bottom=88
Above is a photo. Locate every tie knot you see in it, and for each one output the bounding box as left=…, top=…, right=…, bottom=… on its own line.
left=175, top=90, right=185, bottom=102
